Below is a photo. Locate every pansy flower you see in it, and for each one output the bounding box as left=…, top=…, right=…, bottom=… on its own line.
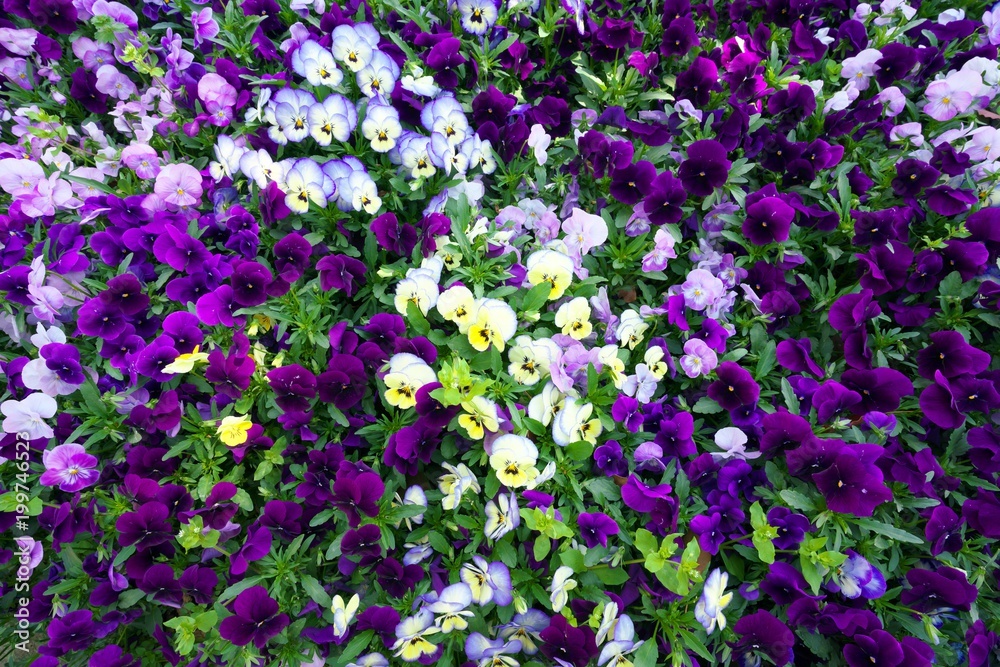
left=422, top=583, right=474, bottom=633
left=282, top=158, right=333, bottom=213
left=458, top=395, right=500, bottom=439
left=391, top=609, right=440, bottom=662
left=460, top=556, right=513, bottom=606
left=308, top=94, right=357, bottom=146
left=508, top=336, right=560, bottom=386
left=383, top=353, right=437, bottom=409
left=490, top=434, right=540, bottom=488
left=2, top=392, right=57, bottom=440
left=362, top=103, right=403, bottom=153
left=439, top=462, right=481, bottom=510
left=553, top=397, right=602, bottom=446
left=695, top=569, right=734, bottom=633
left=39, top=443, right=99, bottom=492
left=292, top=40, right=343, bottom=87
left=527, top=382, right=567, bottom=426
left=436, top=284, right=476, bottom=331
left=394, top=273, right=439, bottom=321
left=357, top=51, right=400, bottom=98
left=597, top=614, right=644, bottom=667
left=498, top=610, right=549, bottom=655
left=615, top=310, right=649, bottom=349
left=331, top=24, right=375, bottom=73
left=525, top=249, right=574, bottom=300
left=457, top=0, right=499, bottom=35
left=217, top=414, right=253, bottom=447
left=549, top=566, right=578, bottom=612
left=272, top=88, right=316, bottom=143
left=154, top=164, right=203, bottom=208
left=331, top=594, right=360, bottom=640
left=468, top=299, right=517, bottom=352
left=829, top=550, right=887, bottom=600
left=465, top=633, right=522, bottom=667
left=347, top=170, right=382, bottom=214
left=484, top=491, right=520, bottom=540
left=554, top=297, right=593, bottom=340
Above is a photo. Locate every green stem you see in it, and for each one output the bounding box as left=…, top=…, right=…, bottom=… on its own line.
left=588, top=557, right=644, bottom=570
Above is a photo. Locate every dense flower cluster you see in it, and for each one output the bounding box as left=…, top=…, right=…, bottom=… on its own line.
left=2, top=0, right=1000, bottom=665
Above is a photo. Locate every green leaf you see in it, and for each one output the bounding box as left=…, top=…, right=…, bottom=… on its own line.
left=560, top=549, right=586, bottom=573
left=309, top=509, right=337, bottom=527
left=64, top=173, right=115, bottom=194
left=405, top=301, right=431, bottom=336
left=533, top=536, right=551, bottom=562
left=749, top=324, right=767, bottom=356
left=677, top=628, right=714, bottom=664
left=521, top=282, right=552, bottom=313
left=633, top=635, right=659, bottom=667
left=584, top=546, right=610, bottom=567
left=755, top=340, right=777, bottom=380
left=753, top=535, right=776, bottom=564
left=799, top=555, right=824, bottom=595
left=218, top=576, right=266, bottom=604
left=594, top=566, right=631, bottom=585
left=331, top=630, right=375, bottom=667
left=428, top=531, right=452, bottom=555
left=391, top=503, right=429, bottom=520
left=645, top=551, right=667, bottom=573
left=749, top=502, right=766, bottom=530
left=194, top=611, right=217, bottom=632
left=524, top=417, right=547, bottom=437
left=692, top=397, right=724, bottom=414
left=113, top=545, right=136, bottom=568
left=854, top=518, right=924, bottom=544
left=634, top=529, right=659, bottom=556
left=566, top=439, right=595, bottom=461
left=655, top=563, right=686, bottom=595
left=301, top=574, right=332, bottom=608
left=490, top=539, right=516, bottom=569
left=780, top=378, right=801, bottom=414
left=937, top=271, right=963, bottom=298
left=118, top=588, right=147, bottom=608
left=779, top=489, right=817, bottom=512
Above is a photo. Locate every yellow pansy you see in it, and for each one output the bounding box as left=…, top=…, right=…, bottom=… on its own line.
left=394, top=268, right=440, bottom=316
left=527, top=381, right=566, bottom=427
left=549, top=566, right=578, bottom=613
left=458, top=396, right=499, bottom=440
left=598, top=345, right=627, bottom=389
left=439, top=463, right=481, bottom=510
left=217, top=415, right=253, bottom=447
left=383, top=353, right=437, bottom=409
left=553, top=398, right=602, bottom=447
left=436, top=284, right=476, bottom=332
left=484, top=491, right=519, bottom=541
left=467, top=299, right=517, bottom=353
left=616, top=310, right=649, bottom=350
left=331, top=594, right=359, bottom=639
left=525, top=249, right=574, bottom=301
left=489, top=434, right=539, bottom=489
left=507, top=336, right=560, bottom=386
left=162, top=346, right=210, bottom=375
left=554, top=297, right=593, bottom=340
left=645, top=346, right=669, bottom=380
left=436, top=243, right=462, bottom=270
left=392, top=611, right=440, bottom=663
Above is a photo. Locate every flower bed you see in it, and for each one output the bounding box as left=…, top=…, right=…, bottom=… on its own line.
left=2, top=0, right=1000, bottom=665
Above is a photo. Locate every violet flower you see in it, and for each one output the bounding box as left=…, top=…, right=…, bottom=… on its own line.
left=677, top=139, right=731, bottom=197
left=40, top=443, right=99, bottom=492
left=576, top=512, right=619, bottom=548
left=219, top=585, right=290, bottom=648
